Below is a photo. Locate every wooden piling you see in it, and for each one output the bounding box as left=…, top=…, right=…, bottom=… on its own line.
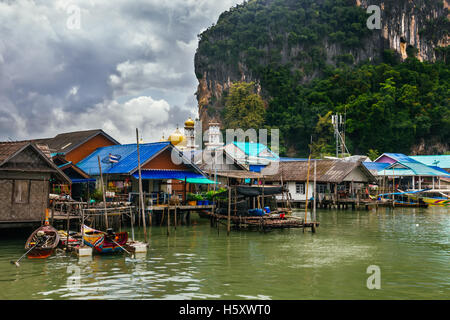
left=227, top=180, right=231, bottom=236
left=174, top=206, right=177, bottom=230
left=97, top=155, right=109, bottom=230
left=66, top=204, right=71, bottom=250
left=313, top=160, right=317, bottom=233
left=136, top=128, right=148, bottom=243
left=167, top=206, right=170, bottom=236
left=304, top=155, right=311, bottom=232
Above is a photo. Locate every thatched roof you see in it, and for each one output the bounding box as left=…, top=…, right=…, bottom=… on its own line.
left=262, top=159, right=376, bottom=183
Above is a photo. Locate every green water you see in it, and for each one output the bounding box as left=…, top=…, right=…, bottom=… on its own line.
left=0, top=207, right=449, bottom=300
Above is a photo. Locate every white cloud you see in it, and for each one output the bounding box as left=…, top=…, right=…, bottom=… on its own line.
left=0, top=0, right=242, bottom=141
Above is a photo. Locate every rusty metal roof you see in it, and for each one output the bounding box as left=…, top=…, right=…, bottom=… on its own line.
left=214, top=170, right=265, bottom=179
left=0, top=142, right=28, bottom=165
left=263, top=159, right=376, bottom=183
left=0, top=141, right=71, bottom=183
left=38, top=129, right=120, bottom=154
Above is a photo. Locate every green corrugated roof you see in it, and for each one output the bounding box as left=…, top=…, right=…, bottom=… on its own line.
left=378, top=153, right=450, bottom=177
left=410, top=155, right=450, bottom=169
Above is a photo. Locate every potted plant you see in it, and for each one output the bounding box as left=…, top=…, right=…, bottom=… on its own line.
left=187, top=193, right=197, bottom=206
left=195, top=193, right=204, bottom=205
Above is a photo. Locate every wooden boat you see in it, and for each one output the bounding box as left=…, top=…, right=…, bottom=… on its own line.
left=58, top=230, right=82, bottom=247
left=378, top=190, right=429, bottom=208
left=393, top=200, right=429, bottom=208
left=405, top=190, right=449, bottom=207
left=421, top=197, right=450, bottom=207
left=25, top=224, right=60, bottom=259
left=82, top=225, right=128, bottom=254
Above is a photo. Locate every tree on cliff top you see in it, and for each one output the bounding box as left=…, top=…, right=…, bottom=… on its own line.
left=223, top=82, right=266, bottom=130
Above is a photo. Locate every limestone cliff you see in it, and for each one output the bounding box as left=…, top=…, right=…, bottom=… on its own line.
left=194, top=0, right=449, bottom=133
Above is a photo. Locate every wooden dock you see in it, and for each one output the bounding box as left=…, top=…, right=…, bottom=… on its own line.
left=289, top=198, right=396, bottom=210
left=208, top=212, right=319, bottom=232
left=147, top=205, right=213, bottom=211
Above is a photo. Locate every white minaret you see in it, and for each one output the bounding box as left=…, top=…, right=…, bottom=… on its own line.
left=184, top=117, right=196, bottom=151
left=204, top=122, right=223, bottom=150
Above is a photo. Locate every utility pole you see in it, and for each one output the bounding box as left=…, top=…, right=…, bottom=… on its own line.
left=332, top=113, right=349, bottom=158
left=136, top=128, right=148, bottom=243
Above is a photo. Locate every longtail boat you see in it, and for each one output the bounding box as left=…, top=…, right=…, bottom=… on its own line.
left=421, top=197, right=450, bottom=207
left=58, top=230, right=82, bottom=247
left=25, top=210, right=60, bottom=259
left=393, top=200, right=429, bottom=208
left=82, top=225, right=128, bottom=254
left=377, top=190, right=428, bottom=208
left=404, top=189, right=450, bottom=207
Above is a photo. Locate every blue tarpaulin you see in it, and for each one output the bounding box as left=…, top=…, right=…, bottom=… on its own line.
left=176, top=178, right=219, bottom=184
left=132, top=170, right=204, bottom=180
left=71, top=178, right=96, bottom=183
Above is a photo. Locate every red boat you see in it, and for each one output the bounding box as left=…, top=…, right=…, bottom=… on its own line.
left=82, top=225, right=128, bottom=254
left=25, top=224, right=60, bottom=259
left=25, top=209, right=60, bottom=259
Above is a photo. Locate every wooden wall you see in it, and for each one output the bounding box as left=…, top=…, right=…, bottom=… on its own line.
left=0, top=173, right=50, bottom=223
left=66, top=134, right=117, bottom=164
left=142, top=148, right=190, bottom=170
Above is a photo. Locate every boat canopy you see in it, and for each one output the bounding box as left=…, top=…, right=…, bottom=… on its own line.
left=236, top=185, right=284, bottom=196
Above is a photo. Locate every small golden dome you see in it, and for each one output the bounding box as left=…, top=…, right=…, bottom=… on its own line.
left=168, top=127, right=184, bottom=146
left=184, top=117, right=195, bottom=128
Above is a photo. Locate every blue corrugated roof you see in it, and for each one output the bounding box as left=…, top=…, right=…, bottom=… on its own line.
left=410, top=155, right=450, bottom=169
left=132, top=169, right=204, bottom=180
left=376, top=153, right=450, bottom=177
left=77, top=142, right=170, bottom=175
left=429, top=166, right=450, bottom=176
left=363, top=162, right=390, bottom=171
left=108, top=142, right=171, bottom=174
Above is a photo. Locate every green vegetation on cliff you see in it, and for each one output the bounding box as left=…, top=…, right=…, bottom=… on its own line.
left=265, top=56, right=449, bottom=156
left=223, top=82, right=266, bottom=130
left=196, top=0, right=449, bottom=156
left=197, top=0, right=370, bottom=78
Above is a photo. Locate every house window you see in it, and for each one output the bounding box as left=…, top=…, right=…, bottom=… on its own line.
left=13, top=180, right=29, bottom=204
left=295, top=182, right=305, bottom=194
left=316, top=184, right=327, bottom=194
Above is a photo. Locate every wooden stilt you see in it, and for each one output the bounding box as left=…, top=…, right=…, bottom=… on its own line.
left=304, top=155, right=311, bottom=232
left=66, top=204, right=71, bottom=250
left=174, top=206, right=177, bottom=230
left=167, top=206, right=170, bottom=236
left=97, top=156, right=108, bottom=230
left=313, top=160, right=317, bottom=233
left=227, top=180, right=231, bottom=236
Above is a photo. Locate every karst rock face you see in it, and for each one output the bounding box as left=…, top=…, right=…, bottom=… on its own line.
left=194, top=0, right=449, bottom=130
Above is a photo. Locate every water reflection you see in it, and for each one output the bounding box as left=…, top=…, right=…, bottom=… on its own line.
left=0, top=207, right=448, bottom=299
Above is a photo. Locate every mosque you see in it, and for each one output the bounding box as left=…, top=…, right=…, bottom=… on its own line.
left=160, top=117, right=223, bottom=152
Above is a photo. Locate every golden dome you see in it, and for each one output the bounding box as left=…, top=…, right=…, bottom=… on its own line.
left=168, top=127, right=185, bottom=146
left=184, top=117, right=195, bottom=128
left=159, top=134, right=167, bottom=142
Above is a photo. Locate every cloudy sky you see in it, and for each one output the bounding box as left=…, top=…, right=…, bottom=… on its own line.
left=0, top=0, right=241, bottom=143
